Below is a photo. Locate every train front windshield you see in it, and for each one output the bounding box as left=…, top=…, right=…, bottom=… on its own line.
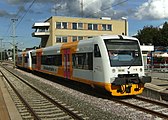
left=104, top=39, right=142, bottom=67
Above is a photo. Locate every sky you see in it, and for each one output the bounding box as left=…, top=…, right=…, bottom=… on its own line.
left=0, top=0, right=168, bottom=49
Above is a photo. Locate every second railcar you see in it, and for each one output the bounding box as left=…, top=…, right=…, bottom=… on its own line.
left=16, top=50, right=33, bottom=70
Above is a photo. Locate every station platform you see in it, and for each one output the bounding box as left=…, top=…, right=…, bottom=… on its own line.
left=143, top=77, right=168, bottom=101
left=0, top=74, right=22, bottom=120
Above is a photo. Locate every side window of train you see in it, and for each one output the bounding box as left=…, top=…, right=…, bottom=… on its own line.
left=72, top=53, right=93, bottom=70
left=24, top=55, right=28, bottom=63
left=94, top=44, right=101, bottom=57
left=32, top=56, right=36, bottom=64
left=41, top=55, right=62, bottom=66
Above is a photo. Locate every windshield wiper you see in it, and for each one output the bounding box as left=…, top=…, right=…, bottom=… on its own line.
left=128, top=57, right=137, bottom=70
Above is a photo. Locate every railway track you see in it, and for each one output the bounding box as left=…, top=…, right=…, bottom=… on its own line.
left=2, top=63, right=168, bottom=119
left=111, top=96, right=168, bottom=119
left=0, top=66, right=87, bottom=120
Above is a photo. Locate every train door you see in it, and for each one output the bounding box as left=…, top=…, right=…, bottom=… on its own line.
left=93, top=44, right=103, bottom=82
left=63, top=49, right=71, bottom=79
left=36, top=51, right=42, bottom=70
left=22, top=52, right=26, bottom=68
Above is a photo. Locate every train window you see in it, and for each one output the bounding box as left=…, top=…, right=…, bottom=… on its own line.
left=18, top=57, right=22, bottom=64
left=55, top=55, right=62, bottom=66
left=72, top=53, right=93, bottom=70
left=105, top=39, right=142, bottom=67
left=24, top=55, right=28, bottom=63
left=88, top=53, right=93, bottom=70
left=94, top=44, right=101, bottom=57
left=32, top=56, right=36, bottom=64
left=41, top=55, right=62, bottom=66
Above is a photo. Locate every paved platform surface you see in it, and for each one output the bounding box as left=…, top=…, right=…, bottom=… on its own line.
left=0, top=74, right=22, bottom=120
left=143, top=71, right=168, bottom=101
left=0, top=87, right=10, bottom=120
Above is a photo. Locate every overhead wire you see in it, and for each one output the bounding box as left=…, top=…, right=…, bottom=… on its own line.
left=6, top=0, right=36, bottom=34
left=16, top=0, right=37, bottom=28
left=5, top=1, right=29, bottom=36
left=86, top=0, right=130, bottom=18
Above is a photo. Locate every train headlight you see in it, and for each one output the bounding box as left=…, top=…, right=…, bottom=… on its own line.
left=112, top=69, right=116, bottom=73
left=140, top=68, right=143, bottom=72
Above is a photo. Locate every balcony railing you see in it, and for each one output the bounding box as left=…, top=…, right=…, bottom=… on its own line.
left=32, top=29, right=50, bottom=37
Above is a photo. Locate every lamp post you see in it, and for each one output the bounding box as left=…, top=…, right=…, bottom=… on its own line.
left=11, top=18, right=18, bottom=68
left=0, top=38, right=3, bottom=62
left=121, top=17, right=128, bottom=36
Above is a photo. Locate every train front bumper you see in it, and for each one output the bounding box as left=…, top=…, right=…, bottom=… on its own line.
left=112, top=75, right=151, bottom=86
left=107, top=75, right=151, bottom=96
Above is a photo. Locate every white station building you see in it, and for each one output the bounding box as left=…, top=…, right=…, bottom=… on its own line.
left=141, top=45, right=154, bottom=69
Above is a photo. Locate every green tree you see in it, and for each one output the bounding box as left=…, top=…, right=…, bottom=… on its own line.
left=135, top=22, right=168, bottom=46
left=136, top=25, right=161, bottom=46
left=160, top=22, right=168, bottom=46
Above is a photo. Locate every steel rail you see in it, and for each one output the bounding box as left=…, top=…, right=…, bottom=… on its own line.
left=136, top=96, right=168, bottom=107
left=0, top=70, right=41, bottom=120
left=111, top=97, right=168, bottom=119
left=1, top=66, right=84, bottom=120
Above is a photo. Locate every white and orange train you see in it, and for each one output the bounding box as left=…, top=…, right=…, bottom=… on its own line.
left=16, top=35, right=151, bottom=96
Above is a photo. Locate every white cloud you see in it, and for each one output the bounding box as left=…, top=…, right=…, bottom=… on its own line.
left=135, top=0, right=168, bottom=20
left=3, top=0, right=134, bottom=19
left=51, top=0, right=126, bottom=18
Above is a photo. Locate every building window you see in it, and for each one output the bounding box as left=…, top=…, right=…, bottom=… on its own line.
left=72, top=36, right=77, bottom=42
left=88, top=24, right=98, bottom=30
left=62, top=22, right=67, bottom=29
left=102, top=24, right=106, bottom=31
left=56, top=22, right=68, bottom=29
left=102, top=24, right=112, bottom=31
left=56, top=36, right=68, bottom=43
left=88, top=23, right=92, bottom=30
left=88, top=36, right=93, bottom=38
left=62, top=36, right=67, bottom=42
left=56, top=36, right=61, bottom=43
left=78, top=36, right=83, bottom=41
left=56, top=22, right=61, bottom=29
left=93, top=24, right=98, bottom=30
left=72, top=23, right=77, bottom=29
left=78, top=23, right=83, bottom=29
left=107, top=24, right=112, bottom=31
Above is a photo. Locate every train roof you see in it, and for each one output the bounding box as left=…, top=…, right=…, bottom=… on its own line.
left=99, top=35, right=138, bottom=41
left=31, top=35, right=139, bottom=54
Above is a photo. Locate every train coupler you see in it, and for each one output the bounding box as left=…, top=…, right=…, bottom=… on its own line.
left=126, top=86, right=131, bottom=93
left=134, top=88, right=140, bottom=91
